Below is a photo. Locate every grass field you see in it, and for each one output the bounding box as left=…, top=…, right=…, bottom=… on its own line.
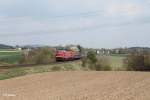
left=109, top=56, right=126, bottom=70
left=97, top=55, right=126, bottom=71
left=0, top=53, right=127, bottom=80
left=0, top=61, right=82, bottom=80
left=0, top=51, right=21, bottom=64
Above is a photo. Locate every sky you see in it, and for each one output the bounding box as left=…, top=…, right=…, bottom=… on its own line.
left=0, top=0, right=150, bottom=48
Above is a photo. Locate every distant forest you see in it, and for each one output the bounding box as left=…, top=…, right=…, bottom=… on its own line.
left=0, top=44, right=14, bottom=49
left=0, top=44, right=150, bottom=54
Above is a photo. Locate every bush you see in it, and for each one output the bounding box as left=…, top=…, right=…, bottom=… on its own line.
left=101, top=65, right=112, bottom=71
left=82, top=51, right=112, bottom=71
left=95, top=56, right=112, bottom=71
left=51, top=66, right=62, bottom=71
left=125, top=54, right=150, bottom=71
left=94, top=63, right=101, bottom=71
left=81, top=51, right=97, bottom=70
left=87, top=51, right=97, bottom=64
left=19, top=48, right=55, bottom=64
left=34, top=48, right=55, bottom=64
left=81, top=57, right=87, bottom=67
left=144, top=55, right=150, bottom=67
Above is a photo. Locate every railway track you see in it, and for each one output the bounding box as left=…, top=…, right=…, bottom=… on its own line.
left=0, top=59, right=81, bottom=69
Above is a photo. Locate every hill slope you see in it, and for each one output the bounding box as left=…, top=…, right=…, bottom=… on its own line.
left=0, top=44, right=14, bottom=49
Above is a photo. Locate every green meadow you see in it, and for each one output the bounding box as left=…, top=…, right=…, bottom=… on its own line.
left=0, top=51, right=21, bottom=64
left=97, top=55, right=126, bottom=71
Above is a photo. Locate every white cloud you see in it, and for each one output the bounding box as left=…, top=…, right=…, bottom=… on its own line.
left=47, top=0, right=103, bottom=12
left=0, top=16, right=101, bottom=36
left=105, top=2, right=143, bottom=16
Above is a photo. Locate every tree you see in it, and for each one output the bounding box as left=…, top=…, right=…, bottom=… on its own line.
left=125, top=54, right=150, bottom=71
left=19, top=47, right=55, bottom=64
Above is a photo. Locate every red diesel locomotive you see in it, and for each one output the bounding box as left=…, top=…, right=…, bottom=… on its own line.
left=55, top=46, right=81, bottom=61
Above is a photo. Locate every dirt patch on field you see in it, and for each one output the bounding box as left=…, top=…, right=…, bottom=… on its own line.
left=0, top=71, right=150, bottom=100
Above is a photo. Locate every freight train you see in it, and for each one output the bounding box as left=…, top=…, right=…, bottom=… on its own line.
left=55, top=46, right=82, bottom=61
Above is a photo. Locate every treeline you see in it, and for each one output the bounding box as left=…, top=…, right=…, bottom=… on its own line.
left=1, top=45, right=150, bottom=71
left=125, top=54, right=150, bottom=71
left=82, top=50, right=150, bottom=71
left=111, top=47, right=150, bottom=54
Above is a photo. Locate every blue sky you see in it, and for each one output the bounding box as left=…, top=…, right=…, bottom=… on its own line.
left=0, top=0, right=150, bottom=48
